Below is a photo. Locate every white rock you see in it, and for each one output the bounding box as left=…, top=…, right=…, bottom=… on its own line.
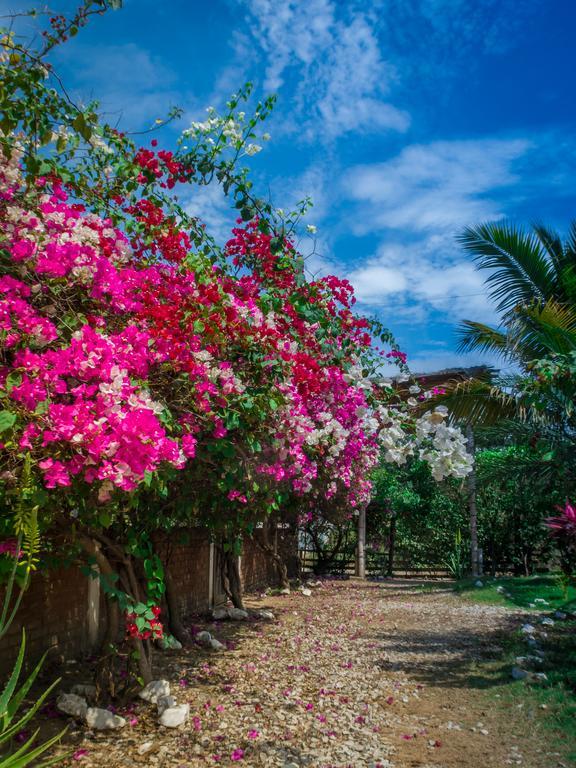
left=300, top=588, right=312, bottom=597
left=139, top=680, right=170, bottom=704
left=280, top=588, right=290, bottom=595
left=474, top=580, right=484, bottom=588
left=534, top=598, right=548, bottom=604
left=541, top=617, right=554, bottom=626
left=554, top=610, right=567, bottom=620
left=511, top=667, right=528, bottom=680
left=137, top=741, right=155, bottom=755
left=496, top=586, right=505, bottom=593
left=520, top=624, right=535, bottom=634
left=70, top=684, right=97, bottom=701
left=227, top=607, right=249, bottom=620
left=157, top=695, right=176, bottom=715
left=258, top=610, right=275, bottom=620
left=210, top=638, right=226, bottom=651
left=532, top=672, right=548, bottom=683
left=57, top=693, right=88, bottom=719
left=159, top=703, right=189, bottom=728
left=85, top=707, right=126, bottom=730
left=195, top=631, right=212, bottom=645
left=212, top=607, right=229, bottom=621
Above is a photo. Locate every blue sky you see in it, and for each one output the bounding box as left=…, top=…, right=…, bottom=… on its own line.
left=5, top=0, right=576, bottom=371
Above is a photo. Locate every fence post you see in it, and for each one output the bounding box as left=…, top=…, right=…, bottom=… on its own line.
left=356, top=505, right=366, bottom=579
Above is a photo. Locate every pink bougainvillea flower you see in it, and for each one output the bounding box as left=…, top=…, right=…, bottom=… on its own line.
left=73, top=749, right=89, bottom=760
left=401, top=734, right=414, bottom=741
left=230, top=748, right=244, bottom=761
left=247, top=729, right=259, bottom=739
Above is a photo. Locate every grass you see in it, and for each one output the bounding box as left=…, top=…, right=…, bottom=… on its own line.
left=455, top=574, right=576, bottom=764
left=453, top=573, right=576, bottom=612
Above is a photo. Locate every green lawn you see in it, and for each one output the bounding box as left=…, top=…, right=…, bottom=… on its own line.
left=454, top=574, right=576, bottom=764
left=453, top=573, right=576, bottom=612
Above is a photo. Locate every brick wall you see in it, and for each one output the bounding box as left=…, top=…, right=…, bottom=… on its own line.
left=0, top=525, right=298, bottom=675
left=241, top=525, right=300, bottom=592
left=1, top=562, right=93, bottom=672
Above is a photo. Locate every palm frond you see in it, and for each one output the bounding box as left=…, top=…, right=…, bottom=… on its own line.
left=458, top=222, right=555, bottom=314
left=423, top=378, right=524, bottom=426
left=514, top=299, right=576, bottom=357
left=457, top=320, right=530, bottom=363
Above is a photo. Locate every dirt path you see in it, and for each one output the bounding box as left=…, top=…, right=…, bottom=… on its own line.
left=56, top=580, right=560, bottom=768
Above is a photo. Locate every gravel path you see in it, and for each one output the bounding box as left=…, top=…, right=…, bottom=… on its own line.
left=55, top=580, right=558, bottom=768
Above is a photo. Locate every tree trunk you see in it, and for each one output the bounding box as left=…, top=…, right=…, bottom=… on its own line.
left=222, top=548, right=244, bottom=609
left=356, top=504, right=366, bottom=578
left=254, top=519, right=291, bottom=590
left=163, top=565, right=190, bottom=645
left=466, top=424, right=479, bottom=577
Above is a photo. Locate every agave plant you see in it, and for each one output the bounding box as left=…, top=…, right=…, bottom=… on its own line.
left=0, top=632, right=66, bottom=767
left=0, top=522, right=66, bottom=766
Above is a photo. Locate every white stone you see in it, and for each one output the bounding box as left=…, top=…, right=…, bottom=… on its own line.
left=227, top=607, right=249, bottom=620
left=300, top=588, right=312, bottom=597
left=520, top=624, right=535, bottom=634
left=137, top=741, right=155, bottom=755
left=540, top=617, right=554, bottom=626
left=159, top=703, right=189, bottom=728
left=85, top=707, right=126, bottom=730
left=280, top=588, right=290, bottom=595
left=532, top=672, right=548, bottom=683
left=474, top=580, right=484, bottom=588
left=554, top=611, right=567, bottom=620
left=212, top=607, right=229, bottom=620
left=139, top=680, right=170, bottom=704
left=511, top=667, right=528, bottom=680
left=210, top=638, right=226, bottom=651
left=70, top=684, right=97, bottom=701
left=57, top=693, right=88, bottom=719
left=195, top=631, right=212, bottom=645
left=258, top=610, right=275, bottom=620
left=157, top=695, right=176, bottom=715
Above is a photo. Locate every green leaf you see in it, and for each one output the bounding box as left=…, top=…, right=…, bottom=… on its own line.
left=0, top=410, right=16, bottom=433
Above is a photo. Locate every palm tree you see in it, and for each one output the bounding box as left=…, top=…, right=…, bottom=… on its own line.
left=434, top=220, right=576, bottom=427
left=457, top=220, right=576, bottom=365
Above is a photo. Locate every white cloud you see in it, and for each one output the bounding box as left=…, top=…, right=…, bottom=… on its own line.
left=240, top=0, right=335, bottom=91
left=238, top=0, right=409, bottom=139
left=184, top=182, right=237, bottom=246
left=345, top=138, right=532, bottom=233
left=347, top=235, right=497, bottom=325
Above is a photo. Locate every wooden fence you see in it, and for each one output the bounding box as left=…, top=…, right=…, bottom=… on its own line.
left=299, top=548, right=450, bottom=579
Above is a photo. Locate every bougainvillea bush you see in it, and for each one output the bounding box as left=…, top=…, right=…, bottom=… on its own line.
left=0, top=2, right=471, bottom=681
